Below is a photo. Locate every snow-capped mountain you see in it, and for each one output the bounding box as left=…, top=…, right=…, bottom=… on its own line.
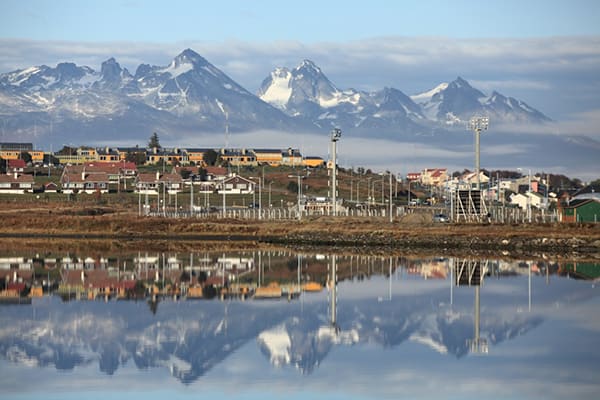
left=258, top=60, right=426, bottom=134
left=411, top=77, right=552, bottom=125
left=0, top=49, right=303, bottom=144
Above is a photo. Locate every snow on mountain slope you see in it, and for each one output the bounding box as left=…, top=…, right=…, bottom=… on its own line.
left=258, top=67, right=293, bottom=108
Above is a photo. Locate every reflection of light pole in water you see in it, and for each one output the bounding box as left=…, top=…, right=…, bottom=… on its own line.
left=529, top=262, right=532, bottom=312
left=330, top=255, right=337, bottom=330
left=474, top=285, right=480, bottom=349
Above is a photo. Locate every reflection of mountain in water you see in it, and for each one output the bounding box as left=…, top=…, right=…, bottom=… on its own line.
left=256, top=299, right=543, bottom=373
left=0, top=279, right=578, bottom=383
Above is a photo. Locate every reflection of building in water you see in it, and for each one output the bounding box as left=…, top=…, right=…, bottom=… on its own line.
left=217, top=256, right=254, bottom=271
left=0, top=257, right=33, bottom=270
left=406, top=258, right=449, bottom=280
left=453, top=259, right=489, bottom=354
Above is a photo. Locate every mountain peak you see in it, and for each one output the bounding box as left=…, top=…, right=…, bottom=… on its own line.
left=450, top=76, right=472, bottom=89
left=173, top=48, right=208, bottom=67
left=295, top=59, right=321, bottom=74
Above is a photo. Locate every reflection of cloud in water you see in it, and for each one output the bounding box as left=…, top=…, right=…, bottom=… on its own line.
left=0, top=271, right=598, bottom=399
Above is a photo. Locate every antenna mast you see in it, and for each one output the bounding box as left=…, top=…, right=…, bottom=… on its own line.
left=224, top=110, right=229, bottom=149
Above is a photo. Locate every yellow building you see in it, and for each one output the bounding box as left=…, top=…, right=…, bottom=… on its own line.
left=303, top=157, right=325, bottom=168
left=253, top=149, right=283, bottom=166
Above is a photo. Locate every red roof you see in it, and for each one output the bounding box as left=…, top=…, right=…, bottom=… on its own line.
left=204, top=166, right=228, bottom=176
left=7, top=283, right=26, bottom=292
left=0, top=174, right=34, bottom=183
left=8, top=159, right=26, bottom=168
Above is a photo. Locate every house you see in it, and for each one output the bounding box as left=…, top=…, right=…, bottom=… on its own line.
left=253, top=149, right=284, bottom=166
left=44, top=182, right=59, bottom=193
left=204, top=166, right=229, bottom=181
left=29, top=150, right=45, bottom=164
left=135, top=172, right=183, bottom=194
left=406, top=172, right=421, bottom=182
left=146, top=147, right=189, bottom=165
left=185, top=148, right=212, bottom=166
left=509, top=191, right=547, bottom=210
left=61, top=172, right=110, bottom=194
left=64, top=161, right=138, bottom=191
left=220, top=148, right=257, bottom=167
left=571, top=184, right=600, bottom=202
left=421, top=168, right=448, bottom=187
left=458, top=171, right=490, bottom=189
left=281, top=148, right=302, bottom=167
left=0, top=150, right=22, bottom=160
left=218, top=174, right=255, bottom=194
left=303, top=156, right=325, bottom=168
left=560, top=199, right=600, bottom=223
left=96, top=147, right=120, bottom=162
left=7, top=159, right=26, bottom=173
left=55, top=146, right=98, bottom=165
left=0, top=173, right=34, bottom=194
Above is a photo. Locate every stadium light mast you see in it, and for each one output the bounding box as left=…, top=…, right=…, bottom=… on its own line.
left=330, top=128, right=342, bottom=215
left=468, top=116, right=489, bottom=190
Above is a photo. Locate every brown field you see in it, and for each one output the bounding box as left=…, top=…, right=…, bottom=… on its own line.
left=1, top=201, right=599, bottom=259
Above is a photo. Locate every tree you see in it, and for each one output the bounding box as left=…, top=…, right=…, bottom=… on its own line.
left=56, top=145, right=76, bottom=156
left=0, top=157, right=5, bottom=174
left=203, top=149, right=219, bottom=166
left=20, top=152, right=32, bottom=164
left=180, top=169, right=192, bottom=179
left=148, top=132, right=161, bottom=149
left=287, top=180, right=299, bottom=193
left=126, top=151, right=146, bottom=165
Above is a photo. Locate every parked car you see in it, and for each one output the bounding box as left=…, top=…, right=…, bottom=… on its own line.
left=433, top=214, right=449, bottom=223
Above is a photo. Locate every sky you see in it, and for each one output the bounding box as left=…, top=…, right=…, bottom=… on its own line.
left=1, top=0, right=600, bottom=178
left=1, top=0, right=599, bottom=119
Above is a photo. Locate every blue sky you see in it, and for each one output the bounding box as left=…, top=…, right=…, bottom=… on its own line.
left=2, top=0, right=600, bottom=41
left=1, top=0, right=600, bottom=177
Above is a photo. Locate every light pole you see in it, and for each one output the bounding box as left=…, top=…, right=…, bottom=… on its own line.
left=527, top=169, right=532, bottom=223
left=288, top=174, right=304, bottom=220
left=389, top=171, right=393, bottom=223
left=330, top=128, right=341, bottom=215
left=250, top=176, right=262, bottom=219
left=268, top=181, right=273, bottom=208
left=468, top=116, right=489, bottom=190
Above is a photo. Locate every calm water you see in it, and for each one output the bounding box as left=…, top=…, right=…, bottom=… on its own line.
left=1, top=250, right=599, bottom=400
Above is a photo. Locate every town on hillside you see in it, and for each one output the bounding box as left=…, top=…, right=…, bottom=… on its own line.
left=1, top=140, right=599, bottom=223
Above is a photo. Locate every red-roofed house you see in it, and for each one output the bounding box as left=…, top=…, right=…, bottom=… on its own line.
left=0, top=173, right=34, bottom=194
left=7, top=159, right=26, bottom=173
left=135, top=171, right=183, bottom=194
left=61, top=172, right=110, bottom=194
left=421, top=168, right=448, bottom=187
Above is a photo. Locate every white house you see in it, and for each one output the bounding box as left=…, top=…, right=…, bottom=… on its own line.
left=218, top=175, right=255, bottom=194
left=510, top=191, right=547, bottom=210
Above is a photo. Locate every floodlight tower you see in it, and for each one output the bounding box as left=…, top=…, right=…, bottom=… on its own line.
left=468, top=116, right=489, bottom=190
left=330, top=128, right=342, bottom=215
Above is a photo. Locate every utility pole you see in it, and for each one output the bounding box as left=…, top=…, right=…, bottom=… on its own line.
left=330, top=128, right=341, bottom=215
left=468, top=116, right=489, bottom=190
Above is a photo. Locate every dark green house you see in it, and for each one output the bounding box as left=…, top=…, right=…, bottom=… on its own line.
left=561, top=199, right=600, bottom=223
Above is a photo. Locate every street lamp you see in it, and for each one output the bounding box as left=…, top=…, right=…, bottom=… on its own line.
left=330, top=128, right=341, bottom=215
left=250, top=176, right=262, bottom=219
left=268, top=181, right=273, bottom=208
left=468, top=116, right=489, bottom=190
left=288, top=174, right=305, bottom=221
left=518, top=168, right=532, bottom=223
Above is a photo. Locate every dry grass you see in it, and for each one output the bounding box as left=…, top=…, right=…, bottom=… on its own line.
left=1, top=201, right=599, bottom=243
